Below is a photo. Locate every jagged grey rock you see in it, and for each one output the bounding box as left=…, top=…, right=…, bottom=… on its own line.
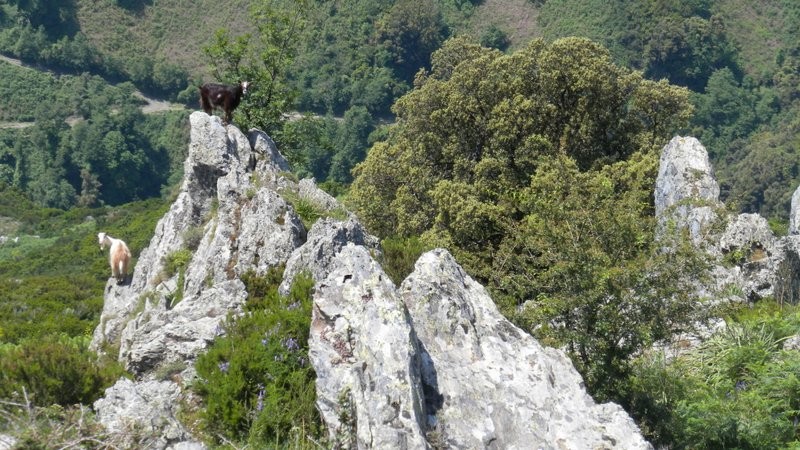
left=93, top=379, right=205, bottom=450
left=400, top=249, right=652, bottom=450
left=0, top=434, right=16, bottom=450
left=655, top=136, right=721, bottom=246
left=310, top=244, right=429, bottom=449
left=654, top=135, right=800, bottom=306
left=309, top=246, right=651, bottom=449
left=92, top=113, right=308, bottom=373
left=92, top=113, right=375, bottom=448
left=791, top=186, right=800, bottom=235
left=279, top=217, right=380, bottom=295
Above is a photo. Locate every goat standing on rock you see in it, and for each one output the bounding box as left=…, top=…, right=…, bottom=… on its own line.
left=98, top=232, right=131, bottom=285
left=199, top=81, right=250, bottom=124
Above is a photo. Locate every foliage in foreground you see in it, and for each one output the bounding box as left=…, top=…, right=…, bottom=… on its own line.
left=194, top=268, right=322, bottom=446
left=0, top=335, right=125, bottom=407
left=627, top=301, right=800, bottom=449
left=0, top=401, right=107, bottom=449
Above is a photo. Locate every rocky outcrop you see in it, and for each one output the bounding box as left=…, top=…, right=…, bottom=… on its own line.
left=310, top=244, right=428, bottom=449
left=401, top=250, right=650, bottom=449
left=655, top=136, right=721, bottom=246
left=91, top=113, right=361, bottom=446
left=790, top=185, right=800, bottom=235
left=655, top=136, right=800, bottom=305
left=309, top=245, right=650, bottom=449
left=93, top=379, right=204, bottom=450
left=91, top=113, right=651, bottom=448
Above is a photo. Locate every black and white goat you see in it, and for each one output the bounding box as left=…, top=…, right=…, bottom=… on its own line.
left=199, top=81, right=250, bottom=124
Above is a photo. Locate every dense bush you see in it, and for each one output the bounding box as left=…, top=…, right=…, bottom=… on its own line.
left=627, top=301, right=800, bottom=448
left=194, top=268, right=322, bottom=446
left=0, top=335, right=125, bottom=406
left=379, top=235, right=430, bottom=285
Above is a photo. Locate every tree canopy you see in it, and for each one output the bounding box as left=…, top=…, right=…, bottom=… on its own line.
left=349, top=36, right=700, bottom=400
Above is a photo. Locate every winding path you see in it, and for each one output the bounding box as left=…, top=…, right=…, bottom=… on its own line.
left=0, top=54, right=185, bottom=129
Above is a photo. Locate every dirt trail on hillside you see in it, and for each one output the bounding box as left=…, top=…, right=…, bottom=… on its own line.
left=0, top=53, right=186, bottom=126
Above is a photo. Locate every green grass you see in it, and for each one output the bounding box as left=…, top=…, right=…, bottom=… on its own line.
left=0, top=191, right=169, bottom=344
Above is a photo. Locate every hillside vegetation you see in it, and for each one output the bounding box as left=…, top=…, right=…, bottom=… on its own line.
left=1, top=0, right=800, bottom=447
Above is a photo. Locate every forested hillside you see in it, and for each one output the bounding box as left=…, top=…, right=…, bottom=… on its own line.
left=1, top=0, right=798, bottom=219
left=1, top=0, right=800, bottom=447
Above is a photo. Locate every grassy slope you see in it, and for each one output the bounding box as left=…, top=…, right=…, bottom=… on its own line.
left=713, top=0, right=786, bottom=82
left=0, top=189, right=170, bottom=343
left=453, top=0, right=542, bottom=50
left=77, top=0, right=542, bottom=84
left=74, top=0, right=792, bottom=86
left=76, top=0, right=253, bottom=81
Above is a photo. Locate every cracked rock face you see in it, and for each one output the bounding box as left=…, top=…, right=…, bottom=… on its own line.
left=400, top=249, right=650, bottom=450
left=309, top=247, right=651, bottom=450
left=309, top=244, right=428, bottom=449
left=655, top=136, right=721, bottom=246
left=93, top=112, right=654, bottom=449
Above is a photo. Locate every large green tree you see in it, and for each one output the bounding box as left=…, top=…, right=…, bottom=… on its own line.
left=349, top=36, right=701, bottom=400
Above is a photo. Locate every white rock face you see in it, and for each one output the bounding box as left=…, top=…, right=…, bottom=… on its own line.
left=655, top=136, right=721, bottom=246
left=0, top=434, right=16, bottom=450
left=310, top=244, right=429, bottom=449
left=93, top=378, right=204, bottom=449
left=308, top=247, right=651, bottom=449
left=791, top=186, right=800, bottom=235
left=92, top=113, right=656, bottom=449
left=400, top=249, right=651, bottom=450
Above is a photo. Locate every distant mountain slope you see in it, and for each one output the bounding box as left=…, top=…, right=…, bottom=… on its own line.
left=75, top=0, right=254, bottom=80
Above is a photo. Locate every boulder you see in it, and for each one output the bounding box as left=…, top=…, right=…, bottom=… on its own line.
left=93, top=378, right=205, bottom=450
left=400, top=249, right=651, bottom=450
left=654, top=136, right=721, bottom=247
left=310, top=244, right=428, bottom=449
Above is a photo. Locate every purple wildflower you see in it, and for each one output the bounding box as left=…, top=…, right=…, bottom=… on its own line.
left=256, top=384, right=265, bottom=412
left=218, top=361, right=230, bottom=373
left=281, top=337, right=300, bottom=352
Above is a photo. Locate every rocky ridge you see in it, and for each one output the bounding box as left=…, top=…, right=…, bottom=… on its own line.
left=655, top=136, right=800, bottom=307
left=89, top=112, right=652, bottom=448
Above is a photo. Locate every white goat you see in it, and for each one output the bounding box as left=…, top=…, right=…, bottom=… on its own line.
left=98, top=232, right=131, bottom=284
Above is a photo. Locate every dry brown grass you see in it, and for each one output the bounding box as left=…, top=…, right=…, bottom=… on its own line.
left=459, top=0, right=542, bottom=50
left=76, top=0, right=255, bottom=80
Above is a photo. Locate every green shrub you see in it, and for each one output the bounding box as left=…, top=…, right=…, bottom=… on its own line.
left=380, top=235, right=430, bottom=285
left=194, top=268, right=322, bottom=446
left=162, top=249, right=192, bottom=306
left=162, top=249, right=192, bottom=278
left=0, top=275, right=103, bottom=344
left=627, top=302, right=800, bottom=448
left=0, top=335, right=126, bottom=406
